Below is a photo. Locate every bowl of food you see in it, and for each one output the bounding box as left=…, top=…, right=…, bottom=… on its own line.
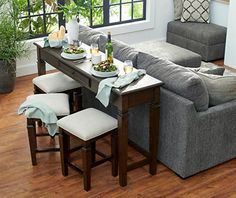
left=91, top=60, right=119, bottom=77
left=61, top=46, right=86, bottom=60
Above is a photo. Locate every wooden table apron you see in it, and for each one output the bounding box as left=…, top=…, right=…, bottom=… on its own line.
left=34, top=42, right=162, bottom=187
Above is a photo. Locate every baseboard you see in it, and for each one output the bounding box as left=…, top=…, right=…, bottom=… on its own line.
left=16, top=63, right=55, bottom=77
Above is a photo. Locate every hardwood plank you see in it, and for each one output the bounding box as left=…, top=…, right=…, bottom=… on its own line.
left=0, top=73, right=236, bottom=197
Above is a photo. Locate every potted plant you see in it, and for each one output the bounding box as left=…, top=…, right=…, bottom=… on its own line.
left=59, top=0, right=91, bottom=45
left=0, top=0, right=28, bottom=93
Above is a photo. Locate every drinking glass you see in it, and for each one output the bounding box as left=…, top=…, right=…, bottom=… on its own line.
left=90, top=43, right=99, bottom=54
left=123, top=60, right=133, bottom=74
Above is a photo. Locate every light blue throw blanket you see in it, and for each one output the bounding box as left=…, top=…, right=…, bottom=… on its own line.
left=96, top=69, right=146, bottom=107
left=18, top=100, right=58, bottom=136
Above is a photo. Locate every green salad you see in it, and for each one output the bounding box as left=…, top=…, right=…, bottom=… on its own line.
left=94, top=61, right=117, bottom=72
left=64, top=47, right=85, bottom=54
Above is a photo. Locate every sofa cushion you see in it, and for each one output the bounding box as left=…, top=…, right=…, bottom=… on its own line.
left=137, top=52, right=209, bottom=111
left=181, top=0, right=210, bottom=23
left=173, top=0, right=183, bottom=20
left=79, top=25, right=102, bottom=45
left=131, top=40, right=201, bottom=67
left=195, top=72, right=236, bottom=106
left=99, top=35, right=138, bottom=67
left=167, top=20, right=227, bottom=45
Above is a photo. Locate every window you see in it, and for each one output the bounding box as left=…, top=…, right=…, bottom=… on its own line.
left=18, top=0, right=146, bottom=38
left=18, top=0, right=61, bottom=38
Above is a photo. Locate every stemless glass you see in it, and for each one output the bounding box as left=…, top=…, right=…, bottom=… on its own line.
left=90, top=43, right=99, bottom=54
left=123, top=60, right=133, bottom=74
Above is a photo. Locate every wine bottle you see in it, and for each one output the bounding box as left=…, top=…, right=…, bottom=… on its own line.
left=105, top=32, right=113, bottom=64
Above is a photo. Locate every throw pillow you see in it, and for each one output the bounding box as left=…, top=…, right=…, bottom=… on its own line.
left=223, top=69, right=236, bottom=76
left=173, top=0, right=183, bottom=20
left=202, top=67, right=225, bottom=75
left=196, top=72, right=236, bottom=106
left=189, top=67, right=225, bottom=75
left=181, top=0, right=210, bottom=23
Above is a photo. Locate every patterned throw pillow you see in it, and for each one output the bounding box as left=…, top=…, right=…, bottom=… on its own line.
left=173, top=0, right=183, bottom=20
left=181, top=0, right=210, bottom=23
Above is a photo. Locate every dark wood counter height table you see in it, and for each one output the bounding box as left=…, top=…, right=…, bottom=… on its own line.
left=34, top=41, right=163, bottom=187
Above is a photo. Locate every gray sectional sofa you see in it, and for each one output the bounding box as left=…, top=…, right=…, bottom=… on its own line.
left=79, top=25, right=236, bottom=178
left=167, top=20, right=227, bottom=62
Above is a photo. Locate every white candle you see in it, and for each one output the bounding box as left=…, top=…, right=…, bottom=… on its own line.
left=91, top=53, right=101, bottom=65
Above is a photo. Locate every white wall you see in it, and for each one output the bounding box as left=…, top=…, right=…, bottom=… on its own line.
left=210, top=0, right=229, bottom=27
left=16, top=0, right=229, bottom=77
left=113, top=0, right=174, bottom=44
left=224, top=0, right=236, bottom=68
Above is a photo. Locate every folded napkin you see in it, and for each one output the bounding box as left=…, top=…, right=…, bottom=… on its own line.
left=96, top=69, right=146, bottom=107
left=44, top=37, right=67, bottom=48
left=18, top=99, right=58, bottom=136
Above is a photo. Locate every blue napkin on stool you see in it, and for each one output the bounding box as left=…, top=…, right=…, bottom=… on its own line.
left=18, top=99, right=58, bottom=136
left=96, top=69, right=146, bottom=107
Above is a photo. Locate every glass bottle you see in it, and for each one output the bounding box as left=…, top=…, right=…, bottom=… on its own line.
left=105, top=32, right=113, bottom=64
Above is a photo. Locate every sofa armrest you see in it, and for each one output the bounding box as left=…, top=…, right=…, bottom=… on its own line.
left=199, top=99, right=236, bottom=116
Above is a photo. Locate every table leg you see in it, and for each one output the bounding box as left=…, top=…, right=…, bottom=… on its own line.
left=149, top=88, right=160, bottom=175
left=36, top=47, right=46, bottom=76
left=118, top=109, right=128, bottom=187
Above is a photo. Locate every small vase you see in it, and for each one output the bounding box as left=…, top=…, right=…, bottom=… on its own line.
left=66, top=16, right=80, bottom=45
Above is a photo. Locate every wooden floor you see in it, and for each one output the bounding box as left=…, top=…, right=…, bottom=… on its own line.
left=0, top=73, right=236, bottom=198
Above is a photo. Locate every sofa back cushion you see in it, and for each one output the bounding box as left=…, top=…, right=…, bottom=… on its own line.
left=79, top=25, right=102, bottom=45
left=99, top=35, right=138, bottom=67
left=137, top=52, right=209, bottom=111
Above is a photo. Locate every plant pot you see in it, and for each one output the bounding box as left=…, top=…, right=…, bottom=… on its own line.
left=0, top=60, right=16, bottom=93
left=66, top=17, right=80, bottom=45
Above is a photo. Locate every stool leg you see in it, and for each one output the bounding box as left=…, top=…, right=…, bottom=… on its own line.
left=74, top=89, right=83, bottom=112
left=111, top=132, right=118, bottom=177
left=37, top=121, right=43, bottom=127
left=27, top=118, right=37, bottom=166
left=68, top=92, right=74, bottom=113
left=82, top=144, right=91, bottom=191
left=33, top=85, right=43, bottom=127
left=59, top=128, right=69, bottom=176
left=91, top=142, right=96, bottom=165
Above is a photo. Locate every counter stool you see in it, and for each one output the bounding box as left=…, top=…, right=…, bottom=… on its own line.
left=57, top=108, right=118, bottom=191
left=33, top=72, right=82, bottom=112
left=26, top=93, right=70, bottom=165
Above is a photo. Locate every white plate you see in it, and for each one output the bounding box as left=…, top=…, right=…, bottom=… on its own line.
left=90, top=67, right=120, bottom=78
left=61, top=52, right=87, bottom=60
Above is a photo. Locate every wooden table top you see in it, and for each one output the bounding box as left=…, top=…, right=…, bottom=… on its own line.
left=34, top=41, right=163, bottom=96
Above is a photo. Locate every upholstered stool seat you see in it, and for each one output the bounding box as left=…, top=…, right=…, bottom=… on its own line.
left=33, top=72, right=82, bottom=114
left=27, top=93, right=70, bottom=116
left=57, top=108, right=117, bottom=141
left=33, top=72, right=81, bottom=93
left=24, top=93, right=70, bottom=165
left=57, top=108, right=118, bottom=191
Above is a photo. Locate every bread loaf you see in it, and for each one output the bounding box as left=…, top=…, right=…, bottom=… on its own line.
left=48, top=25, right=65, bottom=40
left=48, top=32, right=58, bottom=40
left=58, top=26, right=65, bottom=39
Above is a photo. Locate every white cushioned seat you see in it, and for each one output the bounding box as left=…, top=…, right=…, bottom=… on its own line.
left=57, top=108, right=118, bottom=141
left=33, top=72, right=81, bottom=93
left=27, top=93, right=70, bottom=116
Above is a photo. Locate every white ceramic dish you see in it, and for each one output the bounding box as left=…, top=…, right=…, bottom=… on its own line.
left=90, top=66, right=119, bottom=78
left=61, top=51, right=87, bottom=60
